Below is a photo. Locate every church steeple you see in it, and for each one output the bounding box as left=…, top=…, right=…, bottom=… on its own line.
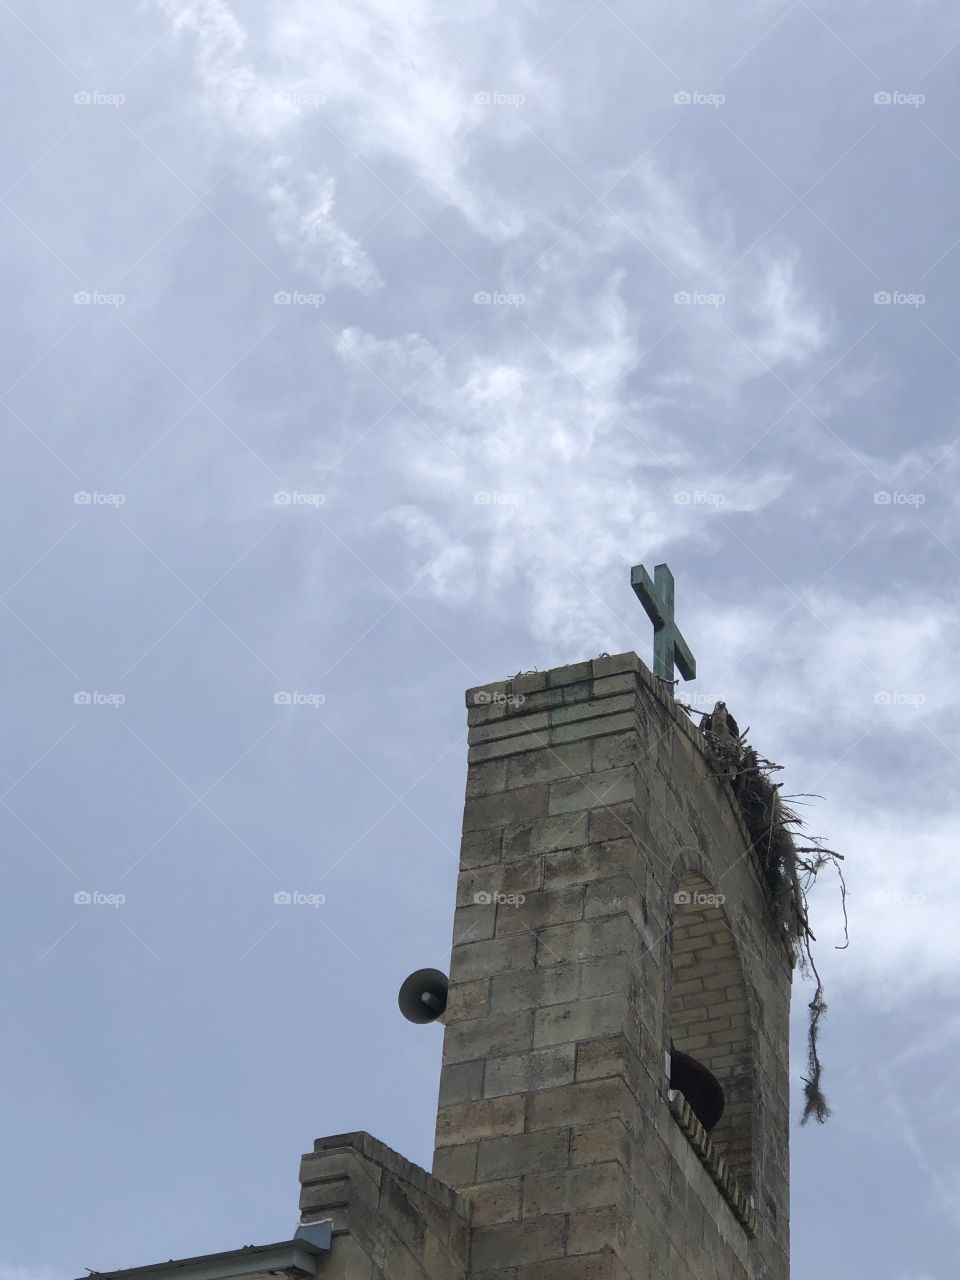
left=430, top=650, right=791, bottom=1278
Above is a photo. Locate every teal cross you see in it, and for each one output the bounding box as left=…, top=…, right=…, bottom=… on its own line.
left=630, top=562, right=696, bottom=686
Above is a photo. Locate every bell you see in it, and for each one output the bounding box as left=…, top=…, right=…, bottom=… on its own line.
left=669, top=1045, right=725, bottom=1131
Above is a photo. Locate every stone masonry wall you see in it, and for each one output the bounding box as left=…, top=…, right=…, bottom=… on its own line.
left=300, top=1131, right=470, bottom=1280
left=431, top=652, right=793, bottom=1280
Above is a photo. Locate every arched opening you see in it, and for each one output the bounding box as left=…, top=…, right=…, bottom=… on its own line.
left=668, top=871, right=753, bottom=1188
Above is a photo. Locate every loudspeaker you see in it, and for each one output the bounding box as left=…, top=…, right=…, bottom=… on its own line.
left=398, top=968, right=449, bottom=1024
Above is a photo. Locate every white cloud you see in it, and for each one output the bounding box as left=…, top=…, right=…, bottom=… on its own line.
left=153, top=0, right=560, bottom=287
left=330, top=253, right=821, bottom=656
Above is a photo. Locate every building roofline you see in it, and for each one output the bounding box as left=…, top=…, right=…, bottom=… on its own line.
left=75, top=1222, right=332, bottom=1280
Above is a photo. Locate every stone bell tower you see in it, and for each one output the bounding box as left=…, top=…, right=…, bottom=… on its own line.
left=429, top=650, right=792, bottom=1279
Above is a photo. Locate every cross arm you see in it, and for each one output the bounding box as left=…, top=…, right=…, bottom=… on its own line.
left=630, top=564, right=665, bottom=626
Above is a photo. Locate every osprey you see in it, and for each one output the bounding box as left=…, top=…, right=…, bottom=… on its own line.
left=701, top=700, right=741, bottom=781
left=702, top=699, right=739, bottom=740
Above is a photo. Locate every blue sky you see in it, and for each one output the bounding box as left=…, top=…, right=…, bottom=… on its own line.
left=1, top=2, right=959, bottom=1277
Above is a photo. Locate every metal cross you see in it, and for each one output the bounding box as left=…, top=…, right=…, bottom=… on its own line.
left=630, top=562, right=696, bottom=686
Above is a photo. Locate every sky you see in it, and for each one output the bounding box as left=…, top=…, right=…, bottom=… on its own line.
left=0, top=0, right=959, bottom=1276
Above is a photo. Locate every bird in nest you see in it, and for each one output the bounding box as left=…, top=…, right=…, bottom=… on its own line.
left=701, top=700, right=741, bottom=781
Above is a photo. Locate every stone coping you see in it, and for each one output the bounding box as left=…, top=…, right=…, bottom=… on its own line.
left=667, top=1090, right=759, bottom=1237
left=308, top=1131, right=472, bottom=1221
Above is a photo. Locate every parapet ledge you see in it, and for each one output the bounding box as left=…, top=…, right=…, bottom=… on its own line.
left=667, top=1091, right=759, bottom=1237
left=306, top=1130, right=471, bottom=1221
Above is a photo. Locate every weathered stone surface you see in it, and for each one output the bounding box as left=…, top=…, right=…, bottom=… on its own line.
left=505, top=742, right=592, bottom=788
left=532, top=993, right=624, bottom=1048
left=547, top=768, right=634, bottom=816
left=477, top=1130, right=570, bottom=1180
left=494, top=885, right=585, bottom=937
left=439, top=1060, right=486, bottom=1107
left=461, top=1178, right=521, bottom=1225
left=521, top=1162, right=623, bottom=1216
left=575, top=1036, right=628, bottom=1083
left=503, top=812, right=589, bottom=859
left=463, top=784, right=549, bottom=831
left=435, top=1096, right=525, bottom=1146
left=443, top=979, right=490, bottom=1024
left=525, top=1078, right=632, bottom=1132
left=490, top=964, right=580, bottom=1014
left=483, top=1045, right=576, bottom=1098
left=443, top=1012, right=534, bottom=1065
left=470, top=1215, right=566, bottom=1271
left=450, top=934, right=536, bottom=982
